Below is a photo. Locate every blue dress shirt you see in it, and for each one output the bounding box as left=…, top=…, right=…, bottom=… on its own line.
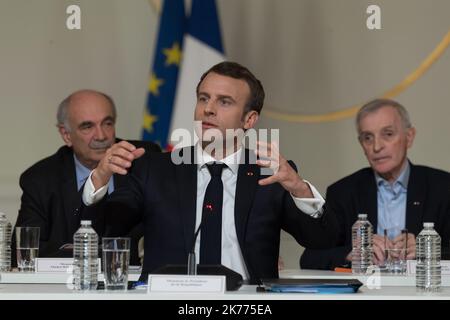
left=375, top=162, right=410, bottom=238
left=74, top=155, right=114, bottom=194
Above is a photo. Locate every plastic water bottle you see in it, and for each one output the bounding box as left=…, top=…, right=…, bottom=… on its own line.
left=416, top=222, right=441, bottom=292
left=73, top=220, right=98, bottom=290
left=351, top=213, right=373, bottom=274
left=0, top=212, right=12, bottom=272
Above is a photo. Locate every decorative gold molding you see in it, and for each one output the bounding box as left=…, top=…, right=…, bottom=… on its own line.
left=264, top=29, right=450, bottom=123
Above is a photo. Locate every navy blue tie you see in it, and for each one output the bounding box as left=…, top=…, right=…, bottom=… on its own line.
left=200, top=163, right=226, bottom=265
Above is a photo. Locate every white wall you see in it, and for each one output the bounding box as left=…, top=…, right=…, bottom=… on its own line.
left=0, top=0, right=158, bottom=222
left=1, top=0, right=449, bottom=269
left=218, top=0, right=450, bottom=268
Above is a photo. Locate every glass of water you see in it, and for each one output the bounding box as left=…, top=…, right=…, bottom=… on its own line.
left=102, top=237, right=130, bottom=290
left=15, top=227, right=40, bottom=272
left=384, top=228, right=407, bottom=274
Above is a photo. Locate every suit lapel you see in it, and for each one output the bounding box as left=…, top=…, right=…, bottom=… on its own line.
left=112, top=138, right=128, bottom=189
left=175, top=147, right=198, bottom=254
left=114, top=171, right=126, bottom=189
left=405, top=164, right=425, bottom=235
left=60, top=148, right=82, bottom=240
left=234, top=150, right=259, bottom=249
left=359, top=170, right=378, bottom=231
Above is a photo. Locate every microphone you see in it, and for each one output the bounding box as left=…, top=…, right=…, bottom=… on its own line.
left=187, top=212, right=208, bottom=275
left=151, top=209, right=243, bottom=291
left=151, top=209, right=243, bottom=290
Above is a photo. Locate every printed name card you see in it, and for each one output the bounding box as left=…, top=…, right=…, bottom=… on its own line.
left=407, top=260, right=450, bottom=275
left=35, top=258, right=102, bottom=273
left=148, top=274, right=226, bottom=293
left=35, top=258, right=74, bottom=273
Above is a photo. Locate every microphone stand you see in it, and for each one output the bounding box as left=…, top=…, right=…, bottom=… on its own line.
left=187, top=218, right=205, bottom=275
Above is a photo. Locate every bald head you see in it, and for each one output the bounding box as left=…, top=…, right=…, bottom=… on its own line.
left=57, top=90, right=117, bottom=131
left=57, top=89, right=117, bottom=169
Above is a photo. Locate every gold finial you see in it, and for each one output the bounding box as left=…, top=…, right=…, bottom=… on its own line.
left=148, top=0, right=162, bottom=15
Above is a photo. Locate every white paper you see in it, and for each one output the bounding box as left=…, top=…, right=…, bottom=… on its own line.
left=147, top=274, right=226, bottom=293
left=35, top=258, right=101, bottom=273
left=407, top=260, right=450, bottom=275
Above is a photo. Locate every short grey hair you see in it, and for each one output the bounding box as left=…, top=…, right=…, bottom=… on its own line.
left=57, top=90, right=117, bottom=131
left=356, top=98, right=412, bottom=132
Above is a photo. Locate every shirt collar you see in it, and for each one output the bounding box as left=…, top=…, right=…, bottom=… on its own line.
left=375, top=160, right=410, bottom=190
left=73, top=154, right=92, bottom=188
left=196, top=144, right=242, bottom=175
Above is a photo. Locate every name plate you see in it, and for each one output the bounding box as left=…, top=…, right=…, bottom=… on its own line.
left=148, top=274, right=226, bottom=293
left=36, top=258, right=74, bottom=273
left=35, top=258, right=102, bottom=273
left=407, top=260, right=450, bottom=275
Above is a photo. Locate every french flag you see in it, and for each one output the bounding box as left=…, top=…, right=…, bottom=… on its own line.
left=169, top=0, right=225, bottom=147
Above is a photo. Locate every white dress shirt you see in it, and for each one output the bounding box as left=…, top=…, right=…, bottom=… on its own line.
left=74, top=154, right=114, bottom=194
left=82, top=146, right=325, bottom=280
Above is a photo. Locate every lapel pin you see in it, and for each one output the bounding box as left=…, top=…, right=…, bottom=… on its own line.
left=413, top=201, right=420, bottom=206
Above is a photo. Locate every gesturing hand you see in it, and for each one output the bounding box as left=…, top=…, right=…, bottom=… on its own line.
left=255, top=141, right=313, bottom=198
left=92, top=141, right=145, bottom=190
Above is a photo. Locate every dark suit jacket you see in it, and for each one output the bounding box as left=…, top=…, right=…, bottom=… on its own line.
left=300, top=163, right=450, bottom=270
left=86, top=147, right=338, bottom=284
left=13, top=139, right=161, bottom=265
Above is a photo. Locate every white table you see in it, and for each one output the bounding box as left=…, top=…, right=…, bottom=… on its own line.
left=0, top=283, right=449, bottom=300
left=0, top=269, right=449, bottom=300
left=0, top=270, right=141, bottom=284
left=280, top=269, right=450, bottom=287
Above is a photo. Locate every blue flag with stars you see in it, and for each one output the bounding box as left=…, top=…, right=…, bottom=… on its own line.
left=142, top=0, right=186, bottom=149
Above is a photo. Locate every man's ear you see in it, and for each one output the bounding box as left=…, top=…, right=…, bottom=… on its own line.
left=58, top=125, right=73, bottom=147
left=406, top=127, right=416, bottom=149
left=243, top=110, right=259, bottom=130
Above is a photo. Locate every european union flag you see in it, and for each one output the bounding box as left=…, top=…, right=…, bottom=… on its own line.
left=142, top=0, right=186, bottom=149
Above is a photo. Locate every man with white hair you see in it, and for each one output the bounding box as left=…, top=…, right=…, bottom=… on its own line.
left=301, top=98, right=450, bottom=270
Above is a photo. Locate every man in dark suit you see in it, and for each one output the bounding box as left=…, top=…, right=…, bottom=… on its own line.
left=82, top=62, right=338, bottom=284
left=300, top=98, right=450, bottom=270
left=14, top=90, right=160, bottom=265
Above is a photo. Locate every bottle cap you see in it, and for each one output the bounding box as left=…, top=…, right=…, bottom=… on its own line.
left=423, top=222, right=434, bottom=228
left=80, top=220, right=92, bottom=225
